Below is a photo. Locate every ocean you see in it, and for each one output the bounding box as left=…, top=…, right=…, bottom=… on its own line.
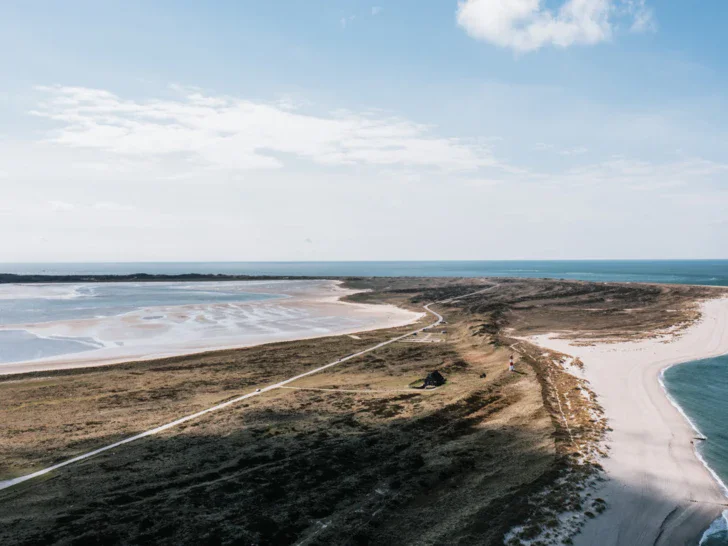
left=663, top=357, right=728, bottom=546
left=1, top=260, right=728, bottom=286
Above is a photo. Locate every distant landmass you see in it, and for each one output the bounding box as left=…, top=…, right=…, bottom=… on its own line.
left=1, top=260, right=727, bottom=286
left=0, top=273, right=330, bottom=284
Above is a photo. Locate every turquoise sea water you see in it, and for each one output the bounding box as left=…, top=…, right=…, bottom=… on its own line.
left=663, top=356, right=728, bottom=545
left=1, top=260, right=728, bottom=286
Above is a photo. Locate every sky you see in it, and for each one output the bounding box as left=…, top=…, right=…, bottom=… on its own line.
left=1, top=0, right=727, bottom=261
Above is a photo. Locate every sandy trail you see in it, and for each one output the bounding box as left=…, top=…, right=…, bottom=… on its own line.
left=529, top=297, right=728, bottom=545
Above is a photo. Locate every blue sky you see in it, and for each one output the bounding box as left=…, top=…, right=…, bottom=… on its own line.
left=1, top=1, right=727, bottom=261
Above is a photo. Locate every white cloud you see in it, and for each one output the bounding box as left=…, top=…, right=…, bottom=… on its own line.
left=559, top=145, right=588, bottom=156
left=465, top=178, right=503, bottom=187
left=533, top=142, right=587, bottom=155
left=48, top=200, right=76, bottom=211
left=456, top=0, right=654, bottom=52
left=622, top=0, right=655, bottom=32
left=32, top=85, right=495, bottom=172
left=558, top=156, right=728, bottom=189
left=340, top=15, right=356, bottom=28
left=46, top=200, right=135, bottom=213
left=4, top=80, right=727, bottom=261
left=92, top=201, right=136, bottom=211
left=372, top=6, right=383, bottom=16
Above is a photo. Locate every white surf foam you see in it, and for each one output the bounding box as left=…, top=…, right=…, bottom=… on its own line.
left=658, top=364, right=728, bottom=499
left=700, top=510, right=728, bottom=545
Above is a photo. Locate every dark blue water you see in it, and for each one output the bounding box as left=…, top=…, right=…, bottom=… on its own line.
left=2, top=261, right=728, bottom=286
left=663, top=356, right=728, bottom=545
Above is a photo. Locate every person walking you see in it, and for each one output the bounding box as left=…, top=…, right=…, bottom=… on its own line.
left=509, top=355, right=515, bottom=372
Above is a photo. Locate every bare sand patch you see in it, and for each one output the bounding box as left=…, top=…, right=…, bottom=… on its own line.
left=528, top=297, right=728, bottom=545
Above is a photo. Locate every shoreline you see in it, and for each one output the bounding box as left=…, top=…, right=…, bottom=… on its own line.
left=657, top=368, right=728, bottom=496
left=658, top=367, right=728, bottom=545
left=528, top=296, right=728, bottom=545
left=0, top=280, right=423, bottom=376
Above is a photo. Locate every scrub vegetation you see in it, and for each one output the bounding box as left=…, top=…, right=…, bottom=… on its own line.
left=0, top=277, right=714, bottom=545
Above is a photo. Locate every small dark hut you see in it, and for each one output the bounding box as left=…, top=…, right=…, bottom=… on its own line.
left=422, top=370, right=446, bottom=388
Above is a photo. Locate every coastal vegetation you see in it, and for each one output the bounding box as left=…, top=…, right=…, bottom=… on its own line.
left=0, top=277, right=716, bottom=545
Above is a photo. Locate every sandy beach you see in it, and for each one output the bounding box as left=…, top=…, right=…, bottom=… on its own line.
left=0, top=280, right=422, bottom=376
left=529, top=296, right=728, bottom=545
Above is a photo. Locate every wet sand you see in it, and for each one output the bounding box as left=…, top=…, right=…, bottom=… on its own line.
left=0, top=281, right=422, bottom=375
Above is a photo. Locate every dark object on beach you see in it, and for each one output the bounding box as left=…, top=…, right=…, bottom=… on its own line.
left=422, top=370, right=446, bottom=388
left=480, top=372, right=487, bottom=379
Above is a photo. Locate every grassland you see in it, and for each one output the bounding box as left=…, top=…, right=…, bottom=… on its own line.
left=0, top=277, right=715, bottom=545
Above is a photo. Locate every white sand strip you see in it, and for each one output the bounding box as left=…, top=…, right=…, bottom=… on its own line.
left=529, top=297, right=728, bottom=545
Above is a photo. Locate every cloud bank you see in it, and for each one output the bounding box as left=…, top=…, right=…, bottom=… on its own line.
left=456, top=0, right=654, bottom=52
left=31, top=86, right=495, bottom=173
left=2, top=81, right=726, bottom=261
